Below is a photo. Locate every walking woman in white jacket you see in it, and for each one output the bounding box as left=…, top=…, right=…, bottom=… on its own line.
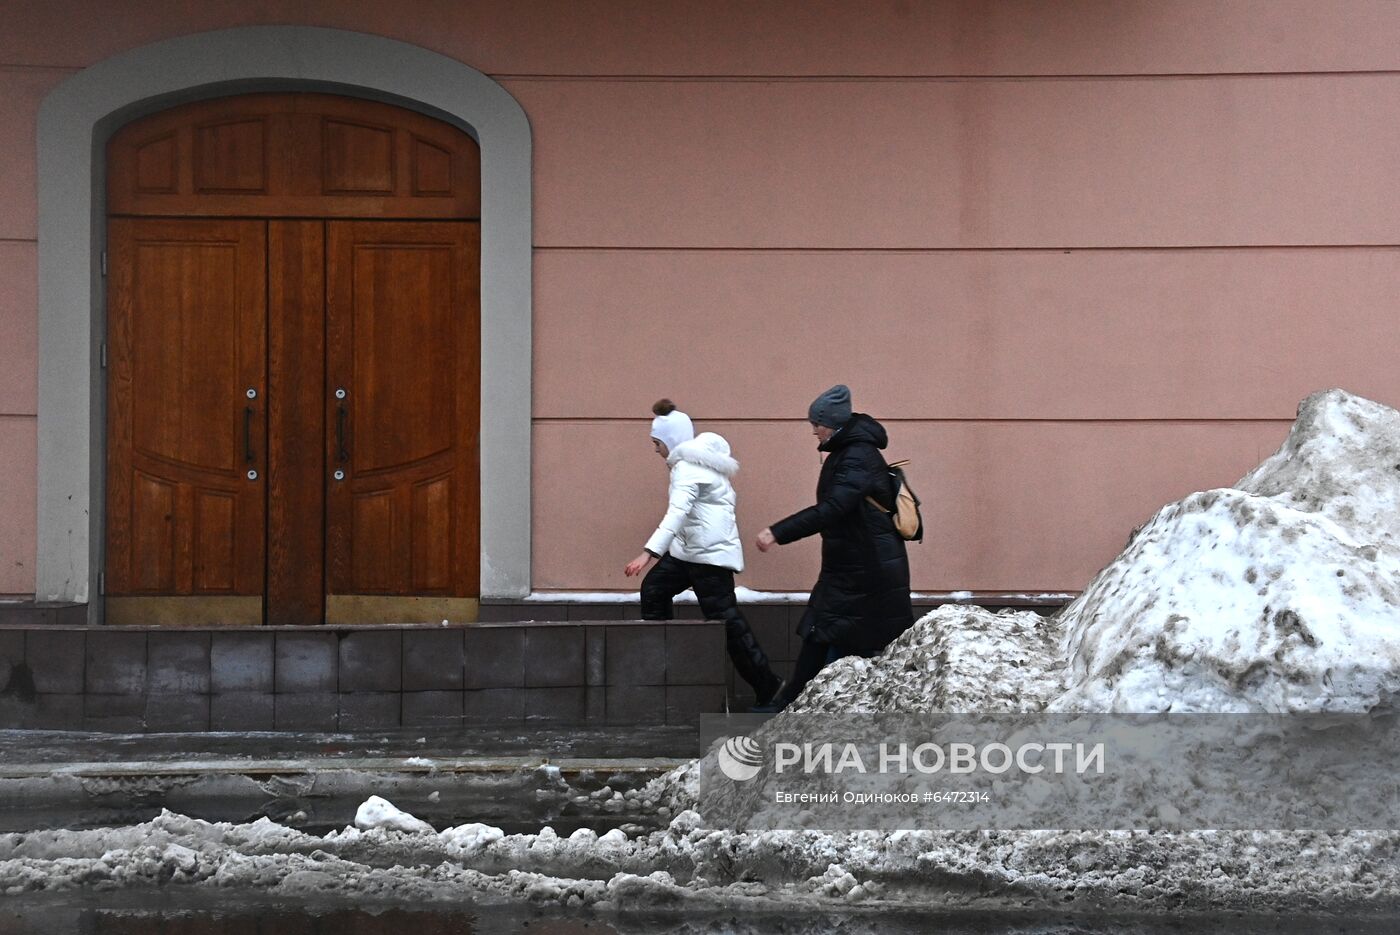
left=624, top=399, right=783, bottom=705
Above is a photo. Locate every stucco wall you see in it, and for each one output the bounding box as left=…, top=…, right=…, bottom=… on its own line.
left=5, top=1, right=1400, bottom=597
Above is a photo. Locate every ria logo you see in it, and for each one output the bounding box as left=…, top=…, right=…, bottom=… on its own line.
left=716, top=735, right=764, bottom=782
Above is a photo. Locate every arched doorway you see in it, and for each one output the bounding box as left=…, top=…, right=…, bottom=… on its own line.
left=37, top=26, right=534, bottom=618
left=103, top=92, right=480, bottom=626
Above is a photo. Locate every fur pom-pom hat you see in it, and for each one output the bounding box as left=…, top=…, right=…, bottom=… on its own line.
left=650, top=398, right=695, bottom=453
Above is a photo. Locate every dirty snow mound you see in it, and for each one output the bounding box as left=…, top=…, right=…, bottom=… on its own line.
left=1056, top=389, right=1400, bottom=714
left=787, top=605, right=1064, bottom=715
left=1239, top=388, right=1400, bottom=549
left=641, top=606, right=1062, bottom=815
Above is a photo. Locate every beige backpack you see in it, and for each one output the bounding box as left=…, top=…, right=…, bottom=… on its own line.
left=866, top=459, right=924, bottom=542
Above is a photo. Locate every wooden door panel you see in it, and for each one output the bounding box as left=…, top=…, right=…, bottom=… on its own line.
left=108, top=93, right=480, bottom=219
left=193, top=489, right=238, bottom=590
left=266, top=220, right=327, bottom=627
left=411, top=475, right=452, bottom=591
left=129, top=472, right=176, bottom=591
left=350, top=490, right=396, bottom=590
left=106, top=218, right=266, bottom=605
left=194, top=119, right=269, bottom=193
left=347, top=242, right=458, bottom=471
left=326, top=221, right=480, bottom=614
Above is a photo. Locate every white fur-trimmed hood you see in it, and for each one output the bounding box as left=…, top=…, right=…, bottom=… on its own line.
left=667, top=432, right=738, bottom=477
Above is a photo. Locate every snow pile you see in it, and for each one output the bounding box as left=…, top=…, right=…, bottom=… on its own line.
left=354, top=795, right=436, bottom=834
left=785, top=605, right=1063, bottom=715
left=1057, top=389, right=1400, bottom=713
left=438, top=822, right=505, bottom=851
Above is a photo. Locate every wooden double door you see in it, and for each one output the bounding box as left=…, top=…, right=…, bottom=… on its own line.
left=103, top=94, right=481, bottom=626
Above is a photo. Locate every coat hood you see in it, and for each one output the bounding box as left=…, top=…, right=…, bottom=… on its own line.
left=668, top=432, right=739, bottom=476
left=819, top=412, right=888, bottom=452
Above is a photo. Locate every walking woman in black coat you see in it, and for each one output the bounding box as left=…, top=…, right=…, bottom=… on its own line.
left=753, top=384, right=915, bottom=712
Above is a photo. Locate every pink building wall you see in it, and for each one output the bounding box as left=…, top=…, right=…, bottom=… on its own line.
left=3, top=1, right=1400, bottom=597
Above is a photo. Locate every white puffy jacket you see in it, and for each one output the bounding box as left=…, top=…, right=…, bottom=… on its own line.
left=644, top=432, right=745, bottom=572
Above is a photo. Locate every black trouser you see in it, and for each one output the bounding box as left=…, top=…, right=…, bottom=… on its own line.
left=640, top=554, right=780, bottom=699
left=779, top=637, right=831, bottom=707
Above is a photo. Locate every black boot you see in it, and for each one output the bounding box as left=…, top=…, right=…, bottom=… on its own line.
left=749, top=689, right=790, bottom=715
left=724, top=612, right=781, bottom=704
left=753, top=673, right=784, bottom=707
left=752, top=637, right=826, bottom=713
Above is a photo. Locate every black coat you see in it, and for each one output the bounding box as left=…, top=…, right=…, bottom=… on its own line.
left=770, top=413, right=915, bottom=654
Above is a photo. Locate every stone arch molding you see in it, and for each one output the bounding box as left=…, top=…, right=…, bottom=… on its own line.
left=37, top=26, right=533, bottom=616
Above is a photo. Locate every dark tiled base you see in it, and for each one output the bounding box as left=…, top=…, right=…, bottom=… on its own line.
left=402, top=691, right=464, bottom=728
left=463, top=687, right=525, bottom=723
left=606, top=685, right=666, bottom=724
left=145, top=693, right=211, bottom=732
left=463, top=628, right=523, bottom=688
left=275, top=633, right=337, bottom=693
left=524, top=685, right=589, bottom=721
left=274, top=693, right=339, bottom=731
left=211, top=632, right=274, bottom=692
left=0, top=604, right=87, bottom=628
left=666, top=684, right=727, bottom=725
left=84, top=693, right=146, bottom=732
left=211, top=692, right=275, bottom=731
left=30, top=695, right=84, bottom=730
left=339, top=692, right=401, bottom=729
left=13, top=603, right=1082, bottom=731
left=404, top=630, right=467, bottom=690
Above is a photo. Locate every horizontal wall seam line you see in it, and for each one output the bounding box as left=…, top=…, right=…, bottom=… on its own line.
left=103, top=215, right=480, bottom=222
left=5, top=63, right=1399, bottom=80
left=531, top=417, right=1295, bottom=425
left=6, top=239, right=1395, bottom=253
left=492, top=70, right=1400, bottom=83
left=533, top=244, right=1400, bottom=254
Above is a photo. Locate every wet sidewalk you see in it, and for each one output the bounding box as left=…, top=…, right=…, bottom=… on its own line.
left=0, top=725, right=697, bottom=835
left=0, top=724, right=697, bottom=771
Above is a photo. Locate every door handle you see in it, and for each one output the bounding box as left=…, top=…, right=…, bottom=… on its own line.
left=244, top=406, right=255, bottom=464
left=337, top=403, right=348, bottom=463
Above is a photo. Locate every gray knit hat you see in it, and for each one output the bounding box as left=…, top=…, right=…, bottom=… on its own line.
left=808, top=384, right=852, bottom=428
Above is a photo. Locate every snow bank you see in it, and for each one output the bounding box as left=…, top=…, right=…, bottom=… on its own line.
left=1057, top=389, right=1400, bottom=713
left=5, top=808, right=1400, bottom=915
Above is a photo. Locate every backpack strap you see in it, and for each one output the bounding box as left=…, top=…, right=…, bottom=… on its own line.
left=865, top=494, right=892, bottom=514
left=865, top=456, right=907, bottom=514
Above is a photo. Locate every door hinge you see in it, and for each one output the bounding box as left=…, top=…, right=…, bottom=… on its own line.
left=100, top=342, right=107, bottom=369
left=98, top=572, right=105, bottom=596
left=100, top=251, right=107, bottom=277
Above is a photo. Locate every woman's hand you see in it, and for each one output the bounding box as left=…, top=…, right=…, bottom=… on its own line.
left=624, top=552, right=655, bottom=577
left=755, top=528, right=777, bottom=552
